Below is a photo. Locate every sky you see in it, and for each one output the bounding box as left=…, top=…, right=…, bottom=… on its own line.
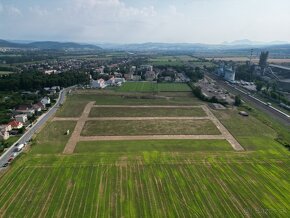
left=0, top=0, right=290, bottom=44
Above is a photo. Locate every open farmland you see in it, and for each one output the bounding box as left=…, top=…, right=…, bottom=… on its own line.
left=0, top=152, right=289, bottom=217
left=0, top=90, right=290, bottom=217
left=75, top=139, right=232, bottom=153
left=81, top=119, right=220, bottom=136
left=55, top=90, right=201, bottom=107
left=117, top=82, right=191, bottom=92
left=31, top=121, right=77, bottom=154
left=89, top=107, right=206, bottom=117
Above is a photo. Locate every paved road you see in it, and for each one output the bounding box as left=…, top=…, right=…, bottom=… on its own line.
left=205, top=73, right=290, bottom=126
left=0, top=87, right=73, bottom=169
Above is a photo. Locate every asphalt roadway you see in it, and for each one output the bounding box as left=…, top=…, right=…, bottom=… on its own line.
left=205, top=73, right=290, bottom=126
left=0, top=87, right=72, bottom=169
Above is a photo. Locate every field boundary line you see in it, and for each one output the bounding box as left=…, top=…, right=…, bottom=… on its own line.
left=53, top=117, right=80, bottom=121
left=93, top=105, right=202, bottom=108
left=79, top=135, right=225, bottom=141
left=201, top=105, right=244, bottom=151
left=87, top=117, right=210, bottom=121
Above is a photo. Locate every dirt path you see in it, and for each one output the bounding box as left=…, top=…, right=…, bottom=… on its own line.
left=54, top=117, right=210, bottom=121
left=93, top=105, right=202, bottom=108
left=53, top=117, right=80, bottom=121
left=79, top=135, right=225, bottom=141
left=87, top=117, right=210, bottom=121
left=201, top=105, right=244, bottom=151
left=63, top=101, right=95, bottom=154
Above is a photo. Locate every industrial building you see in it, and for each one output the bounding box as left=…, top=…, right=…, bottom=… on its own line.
left=216, top=63, right=236, bottom=82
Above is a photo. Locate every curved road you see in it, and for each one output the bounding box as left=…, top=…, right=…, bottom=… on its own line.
left=0, top=87, right=73, bottom=169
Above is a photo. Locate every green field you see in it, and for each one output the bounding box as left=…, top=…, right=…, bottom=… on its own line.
left=75, top=139, right=232, bottom=153
left=31, top=121, right=77, bottom=154
left=213, top=108, right=287, bottom=151
left=0, top=152, right=289, bottom=217
left=1, top=91, right=290, bottom=217
left=81, top=119, right=220, bottom=136
left=55, top=92, right=201, bottom=117
left=117, top=82, right=191, bottom=92
left=89, top=107, right=206, bottom=117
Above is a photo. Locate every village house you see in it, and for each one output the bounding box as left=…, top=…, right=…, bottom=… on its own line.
left=0, top=124, right=12, bottom=132
left=15, top=105, right=35, bottom=117
left=33, top=102, right=46, bottom=112
left=105, top=77, right=115, bottom=86
left=145, top=71, right=157, bottom=81
left=124, top=73, right=134, bottom=80
left=91, top=79, right=107, bottom=89
left=131, top=75, right=142, bottom=81
left=41, top=97, right=51, bottom=106
left=15, top=114, right=28, bottom=123
left=164, top=76, right=173, bottom=82
left=0, top=129, right=9, bottom=140
left=8, top=120, right=23, bottom=130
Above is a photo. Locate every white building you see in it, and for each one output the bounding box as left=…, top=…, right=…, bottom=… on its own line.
left=140, top=65, right=153, bottom=72
left=224, top=66, right=235, bottom=82
left=91, top=79, right=107, bottom=89
left=41, top=97, right=51, bottom=106
left=0, top=124, right=12, bottom=132
left=15, top=114, right=28, bottom=123
left=0, top=130, right=9, bottom=140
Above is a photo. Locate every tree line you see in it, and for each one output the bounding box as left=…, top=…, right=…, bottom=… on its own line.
left=0, top=70, right=90, bottom=91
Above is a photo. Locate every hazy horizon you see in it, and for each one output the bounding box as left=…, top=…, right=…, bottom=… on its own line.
left=1, top=0, right=290, bottom=44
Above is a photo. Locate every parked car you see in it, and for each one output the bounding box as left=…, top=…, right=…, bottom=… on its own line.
left=2, top=163, right=9, bottom=167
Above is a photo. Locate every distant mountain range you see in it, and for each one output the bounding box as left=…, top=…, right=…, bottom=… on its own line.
left=95, top=39, right=290, bottom=51
left=222, top=39, right=289, bottom=46
left=0, top=39, right=102, bottom=50
left=1, top=39, right=290, bottom=54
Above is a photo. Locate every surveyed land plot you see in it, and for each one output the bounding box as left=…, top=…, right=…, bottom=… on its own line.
left=81, top=119, right=221, bottom=136
left=89, top=107, right=207, bottom=117
left=31, top=121, right=77, bottom=154
left=117, top=82, right=191, bottom=92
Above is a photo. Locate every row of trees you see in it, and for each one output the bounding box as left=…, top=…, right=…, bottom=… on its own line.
left=0, top=70, right=90, bottom=91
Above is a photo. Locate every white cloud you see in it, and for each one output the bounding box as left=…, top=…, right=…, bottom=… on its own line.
left=0, top=0, right=290, bottom=43
left=29, top=6, right=48, bottom=16
left=6, top=5, right=22, bottom=16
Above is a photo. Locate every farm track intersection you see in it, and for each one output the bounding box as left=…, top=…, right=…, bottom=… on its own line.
left=58, top=102, right=244, bottom=153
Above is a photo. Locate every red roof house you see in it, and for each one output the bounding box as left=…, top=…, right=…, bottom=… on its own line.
left=8, top=120, right=23, bottom=129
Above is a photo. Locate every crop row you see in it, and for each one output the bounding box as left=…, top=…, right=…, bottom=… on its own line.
left=0, top=159, right=289, bottom=217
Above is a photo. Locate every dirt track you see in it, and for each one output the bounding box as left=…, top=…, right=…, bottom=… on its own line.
left=53, top=117, right=79, bottom=121
left=60, top=103, right=244, bottom=153
left=54, top=117, right=210, bottom=121
left=93, top=105, right=202, bottom=108
left=201, top=105, right=244, bottom=151
left=63, top=101, right=95, bottom=154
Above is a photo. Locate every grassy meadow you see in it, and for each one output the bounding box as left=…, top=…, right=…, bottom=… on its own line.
left=81, top=119, right=220, bottom=136
left=116, top=82, right=191, bottom=92
left=89, top=107, right=206, bottom=117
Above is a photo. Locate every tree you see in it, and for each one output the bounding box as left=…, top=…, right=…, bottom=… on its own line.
left=234, top=95, right=242, bottom=106
left=259, top=51, right=269, bottom=70
left=255, top=81, right=264, bottom=92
